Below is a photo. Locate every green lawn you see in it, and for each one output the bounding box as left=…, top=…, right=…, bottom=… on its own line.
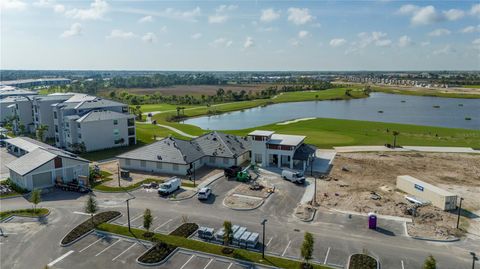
left=225, top=118, right=480, bottom=149
left=372, top=86, right=480, bottom=99
left=0, top=208, right=50, bottom=221
left=462, top=85, right=480, bottom=89
left=98, top=223, right=330, bottom=269
left=80, top=143, right=147, bottom=161
left=138, top=103, right=198, bottom=113
left=93, top=178, right=195, bottom=192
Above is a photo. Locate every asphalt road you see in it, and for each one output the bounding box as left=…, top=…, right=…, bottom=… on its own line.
left=0, top=177, right=478, bottom=269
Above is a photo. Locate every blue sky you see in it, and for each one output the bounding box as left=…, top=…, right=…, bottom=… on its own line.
left=1, top=0, right=479, bottom=71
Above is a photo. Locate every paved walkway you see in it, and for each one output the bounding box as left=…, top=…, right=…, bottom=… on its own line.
left=334, top=145, right=480, bottom=154
left=137, top=121, right=198, bottom=138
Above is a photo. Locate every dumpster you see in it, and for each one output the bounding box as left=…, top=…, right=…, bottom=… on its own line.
left=368, top=212, right=377, bottom=229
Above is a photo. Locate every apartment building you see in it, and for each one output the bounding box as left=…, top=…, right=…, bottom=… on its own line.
left=32, top=94, right=74, bottom=138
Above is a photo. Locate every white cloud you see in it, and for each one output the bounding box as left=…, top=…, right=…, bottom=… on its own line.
left=33, top=0, right=53, bottom=7
left=298, top=30, right=309, bottom=39
left=461, top=25, right=480, bottom=33
left=209, top=4, right=237, bottom=24
left=290, top=39, right=300, bottom=47
left=398, top=5, right=443, bottom=25
left=287, top=8, right=314, bottom=25
left=159, top=26, right=167, bottom=33
left=163, top=7, right=201, bottom=21
left=138, top=15, right=153, bottom=23
left=210, top=38, right=233, bottom=48
left=164, top=42, right=172, bottom=48
left=376, top=39, right=392, bottom=47
left=471, top=4, right=480, bottom=17
left=432, top=45, right=454, bottom=55
left=53, top=4, right=64, bottom=13
left=428, top=28, right=451, bottom=37
left=243, top=37, right=254, bottom=49
left=61, top=23, right=82, bottom=38
left=421, top=41, right=430, bottom=47
left=106, top=29, right=136, bottom=39
left=330, top=38, right=346, bottom=47
left=142, top=32, right=156, bottom=43
left=398, top=35, right=413, bottom=47
left=1, top=0, right=27, bottom=11
left=64, top=0, right=109, bottom=20
left=443, top=9, right=465, bottom=21
left=473, top=38, right=480, bottom=45
left=357, top=31, right=391, bottom=48
left=191, top=33, right=202, bottom=39
left=260, top=8, right=280, bottom=22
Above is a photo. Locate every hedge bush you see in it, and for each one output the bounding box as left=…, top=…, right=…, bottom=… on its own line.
left=169, top=223, right=198, bottom=238
left=349, top=254, right=377, bottom=269
left=61, top=211, right=120, bottom=245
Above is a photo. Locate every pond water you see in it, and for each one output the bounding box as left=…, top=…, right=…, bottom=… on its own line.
left=184, top=93, right=480, bottom=130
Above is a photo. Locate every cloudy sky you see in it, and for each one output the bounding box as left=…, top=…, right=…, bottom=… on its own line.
left=1, top=0, right=480, bottom=71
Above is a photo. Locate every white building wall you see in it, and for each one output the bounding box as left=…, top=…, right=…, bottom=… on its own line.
left=118, top=158, right=189, bottom=176
left=78, top=117, right=130, bottom=152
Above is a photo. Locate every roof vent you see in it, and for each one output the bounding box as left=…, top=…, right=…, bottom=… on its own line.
left=212, top=137, right=217, bottom=141
left=157, top=155, right=162, bottom=160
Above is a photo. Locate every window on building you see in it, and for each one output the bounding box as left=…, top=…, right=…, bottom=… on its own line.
left=128, top=128, right=135, bottom=136
left=127, top=118, right=134, bottom=126
left=55, top=125, right=58, bottom=133
left=156, top=162, right=162, bottom=169
left=53, top=111, right=57, bottom=119
left=255, top=154, right=262, bottom=163
left=209, top=156, right=215, bottom=163
left=140, top=160, right=146, bottom=167
left=78, top=133, right=82, bottom=139
left=125, top=159, right=131, bottom=166
left=122, top=107, right=128, bottom=113
left=113, top=120, right=118, bottom=125
left=77, top=123, right=81, bottom=128
left=54, top=157, right=62, bottom=168
left=65, top=122, right=69, bottom=128
left=55, top=136, right=59, bottom=143
left=173, top=164, right=179, bottom=171
left=113, top=129, right=119, bottom=136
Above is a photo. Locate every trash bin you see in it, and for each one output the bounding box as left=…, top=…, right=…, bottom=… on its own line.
left=368, top=212, right=377, bottom=229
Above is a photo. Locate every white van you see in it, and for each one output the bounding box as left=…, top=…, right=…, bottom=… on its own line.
left=158, top=177, right=181, bottom=195
left=281, top=169, right=305, bottom=184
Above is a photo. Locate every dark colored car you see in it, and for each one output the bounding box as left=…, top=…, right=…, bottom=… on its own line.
left=224, top=165, right=242, bottom=178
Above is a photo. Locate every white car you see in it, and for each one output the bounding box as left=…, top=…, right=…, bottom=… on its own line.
left=197, top=187, right=212, bottom=200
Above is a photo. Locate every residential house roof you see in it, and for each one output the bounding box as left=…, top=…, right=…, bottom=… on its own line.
left=268, top=134, right=306, bottom=146
left=195, top=132, right=250, bottom=158
left=5, top=137, right=51, bottom=152
left=248, top=130, right=274, bottom=137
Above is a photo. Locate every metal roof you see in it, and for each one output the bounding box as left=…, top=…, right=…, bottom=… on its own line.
left=248, top=130, right=275, bottom=136
left=5, top=137, right=51, bottom=152
left=293, top=144, right=317, bottom=161
left=268, top=134, right=305, bottom=146
left=397, top=175, right=457, bottom=197
left=77, top=110, right=133, bottom=122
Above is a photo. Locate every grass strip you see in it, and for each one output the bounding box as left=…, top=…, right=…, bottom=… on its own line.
left=98, top=223, right=331, bottom=269
left=0, top=208, right=49, bottom=221
left=93, top=178, right=196, bottom=192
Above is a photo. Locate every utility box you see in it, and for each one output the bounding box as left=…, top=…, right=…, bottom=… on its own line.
left=396, top=175, right=457, bottom=211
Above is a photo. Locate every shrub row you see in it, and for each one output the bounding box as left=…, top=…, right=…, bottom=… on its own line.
left=349, top=254, right=377, bottom=269
left=169, top=223, right=199, bottom=237
left=61, top=211, right=120, bottom=245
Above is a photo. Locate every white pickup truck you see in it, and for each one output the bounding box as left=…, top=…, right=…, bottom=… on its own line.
left=157, top=177, right=181, bottom=195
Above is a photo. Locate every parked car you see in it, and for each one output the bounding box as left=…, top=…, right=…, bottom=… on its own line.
left=281, top=169, right=305, bottom=184
left=224, top=165, right=242, bottom=178
left=142, top=182, right=158, bottom=189
left=197, top=187, right=212, bottom=200
left=157, top=177, right=181, bottom=195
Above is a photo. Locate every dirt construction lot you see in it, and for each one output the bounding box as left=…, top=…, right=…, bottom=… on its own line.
left=316, top=152, right=480, bottom=239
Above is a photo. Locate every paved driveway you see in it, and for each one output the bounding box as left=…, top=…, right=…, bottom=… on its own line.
left=0, top=147, right=17, bottom=179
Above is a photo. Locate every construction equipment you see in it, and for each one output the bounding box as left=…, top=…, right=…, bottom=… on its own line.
left=236, top=171, right=251, bottom=182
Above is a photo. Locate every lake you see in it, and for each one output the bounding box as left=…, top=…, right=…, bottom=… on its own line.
left=184, top=93, right=480, bottom=130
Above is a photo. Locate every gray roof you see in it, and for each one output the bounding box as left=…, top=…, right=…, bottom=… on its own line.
left=117, top=137, right=204, bottom=164
left=118, top=132, right=250, bottom=164
left=293, top=144, right=317, bottom=161
left=5, top=137, right=51, bottom=153
left=77, top=110, right=133, bottom=122
left=74, top=98, right=125, bottom=110
left=33, top=94, right=73, bottom=102
left=195, top=132, right=250, bottom=158
left=6, top=147, right=88, bottom=176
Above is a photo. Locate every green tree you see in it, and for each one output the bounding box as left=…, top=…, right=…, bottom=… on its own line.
left=85, top=194, right=98, bottom=227
left=223, top=220, right=233, bottom=246
left=392, top=131, right=400, bottom=148
left=29, top=188, right=42, bottom=213
left=143, top=208, right=153, bottom=232
left=36, top=124, right=49, bottom=142
left=423, top=255, right=436, bottom=269
left=300, top=232, right=314, bottom=266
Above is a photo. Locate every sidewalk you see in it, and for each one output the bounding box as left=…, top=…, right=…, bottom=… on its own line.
left=334, top=145, right=480, bottom=154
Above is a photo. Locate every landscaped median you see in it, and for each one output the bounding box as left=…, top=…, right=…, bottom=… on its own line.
left=0, top=208, right=50, bottom=221
left=97, top=223, right=331, bottom=269
left=61, top=211, right=121, bottom=246
left=92, top=178, right=195, bottom=192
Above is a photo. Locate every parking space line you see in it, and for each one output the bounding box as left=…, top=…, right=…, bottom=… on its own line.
left=95, top=239, right=122, bottom=257
left=281, top=240, right=291, bottom=257
left=153, top=218, right=173, bottom=232
left=180, top=255, right=195, bottom=269
left=401, top=260, right=405, bottom=269
left=122, top=214, right=142, bottom=226
left=323, top=247, right=331, bottom=264
left=203, top=258, right=213, bottom=269
left=47, top=250, right=74, bottom=267
left=79, top=237, right=104, bottom=252
left=266, top=237, right=273, bottom=247
left=112, top=242, right=137, bottom=261
left=137, top=216, right=158, bottom=228
left=226, top=263, right=233, bottom=269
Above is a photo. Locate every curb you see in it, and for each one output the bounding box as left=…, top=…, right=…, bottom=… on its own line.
left=0, top=208, right=51, bottom=223
left=404, top=223, right=461, bottom=242
left=60, top=212, right=122, bottom=247
left=223, top=198, right=265, bottom=211
left=135, top=244, right=178, bottom=266
left=346, top=253, right=380, bottom=269
left=294, top=207, right=317, bottom=222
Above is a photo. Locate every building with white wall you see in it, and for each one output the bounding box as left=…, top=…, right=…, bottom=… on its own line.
left=248, top=130, right=316, bottom=171
left=118, top=132, right=250, bottom=176
left=5, top=137, right=89, bottom=190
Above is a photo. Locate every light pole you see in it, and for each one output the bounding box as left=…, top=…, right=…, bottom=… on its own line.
left=471, top=252, right=478, bottom=269
left=126, top=196, right=135, bottom=232
left=117, top=163, right=121, bottom=187
left=457, top=197, right=464, bottom=229
left=313, top=176, right=317, bottom=206
left=261, top=219, right=267, bottom=258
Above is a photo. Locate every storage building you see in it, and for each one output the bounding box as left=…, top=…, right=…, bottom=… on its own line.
left=396, top=175, right=457, bottom=211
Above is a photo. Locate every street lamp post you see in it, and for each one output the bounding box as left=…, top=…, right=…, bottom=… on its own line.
left=126, top=196, right=135, bottom=232
left=261, top=219, right=267, bottom=258
left=457, top=197, right=464, bottom=229
left=471, top=252, right=478, bottom=269
left=117, top=163, right=121, bottom=187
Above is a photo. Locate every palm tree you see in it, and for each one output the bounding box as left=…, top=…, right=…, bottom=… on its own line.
left=392, top=131, right=400, bottom=148
left=36, top=124, right=49, bottom=142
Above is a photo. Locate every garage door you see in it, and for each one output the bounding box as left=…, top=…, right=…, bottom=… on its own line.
left=32, top=171, right=53, bottom=188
